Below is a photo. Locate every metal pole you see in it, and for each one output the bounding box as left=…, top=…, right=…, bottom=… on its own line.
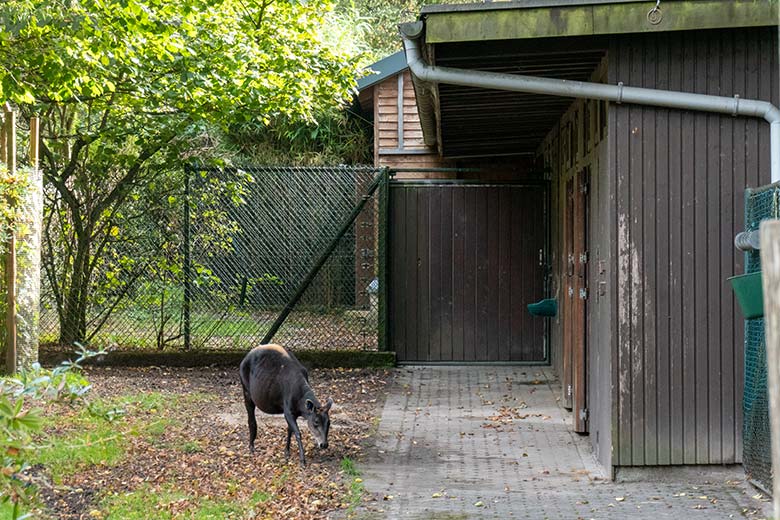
left=4, top=108, right=16, bottom=374
left=261, top=172, right=385, bottom=345
left=759, top=219, right=780, bottom=517
left=183, top=166, right=192, bottom=350
left=377, top=167, right=390, bottom=351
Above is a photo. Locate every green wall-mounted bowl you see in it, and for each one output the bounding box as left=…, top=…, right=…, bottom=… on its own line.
left=728, top=271, right=764, bottom=319
left=528, top=298, right=558, bottom=317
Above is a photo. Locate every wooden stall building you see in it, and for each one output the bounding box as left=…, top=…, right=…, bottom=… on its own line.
left=357, top=0, right=779, bottom=476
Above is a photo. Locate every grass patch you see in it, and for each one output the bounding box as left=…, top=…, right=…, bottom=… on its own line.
left=179, top=440, right=202, bottom=454
left=341, top=457, right=359, bottom=476
left=0, top=499, right=32, bottom=519
left=37, top=421, right=126, bottom=483
left=341, top=457, right=364, bottom=514
left=101, top=486, right=187, bottom=519
left=35, top=392, right=182, bottom=483
left=99, top=483, right=269, bottom=519
left=251, top=490, right=272, bottom=504
left=192, top=498, right=245, bottom=519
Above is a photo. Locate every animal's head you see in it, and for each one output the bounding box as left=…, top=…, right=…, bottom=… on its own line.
left=305, top=397, right=333, bottom=449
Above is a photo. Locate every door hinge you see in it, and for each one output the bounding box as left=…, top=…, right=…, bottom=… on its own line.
left=579, top=408, right=589, bottom=421
left=579, top=288, right=588, bottom=300
left=579, top=252, right=588, bottom=264
left=567, top=384, right=572, bottom=397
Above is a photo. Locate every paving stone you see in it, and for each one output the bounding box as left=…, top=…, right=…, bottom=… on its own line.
left=352, top=367, right=771, bottom=520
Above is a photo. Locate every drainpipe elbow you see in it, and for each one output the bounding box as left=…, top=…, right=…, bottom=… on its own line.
left=399, top=21, right=431, bottom=82
left=765, top=104, right=780, bottom=125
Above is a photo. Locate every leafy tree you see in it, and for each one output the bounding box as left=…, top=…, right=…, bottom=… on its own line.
left=0, top=0, right=361, bottom=345
left=335, top=0, right=476, bottom=62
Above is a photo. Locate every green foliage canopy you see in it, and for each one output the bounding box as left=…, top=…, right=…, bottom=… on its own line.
left=1, top=0, right=359, bottom=124
left=0, top=0, right=363, bottom=345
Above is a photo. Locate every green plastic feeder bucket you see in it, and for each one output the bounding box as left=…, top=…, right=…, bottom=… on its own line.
left=728, top=271, right=764, bottom=319
left=528, top=298, right=557, bottom=317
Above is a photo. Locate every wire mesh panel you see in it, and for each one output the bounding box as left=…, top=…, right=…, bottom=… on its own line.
left=39, top=165, right=386, bottom=353
left=743, top=184, right=780, bottom=493
left=186, top=166, right=385, bottom=351
left=40, top=175, right=186, bottom=350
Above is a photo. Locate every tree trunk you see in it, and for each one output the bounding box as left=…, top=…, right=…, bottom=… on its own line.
left=58, top=230, right=91, bottom=345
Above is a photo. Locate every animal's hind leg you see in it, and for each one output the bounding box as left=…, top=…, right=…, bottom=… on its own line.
left=285, top=426, right=293, bottom=460
left=243, top=389, right=258, bottom=453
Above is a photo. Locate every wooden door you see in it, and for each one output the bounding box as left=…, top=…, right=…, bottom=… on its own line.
left=388, top=182, right=548, bottom=363
left=562, top=179, right=574, bottom=409
left=572, top=169, right=589, bottom=433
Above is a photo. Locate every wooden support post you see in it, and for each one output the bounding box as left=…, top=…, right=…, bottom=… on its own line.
left=0, top=115, right=6, bottom=165
left=760, top=219, right=780, bottom=516
left=4, top=108, right=16, bottom=374
left=29, top=117, right=39, bottom=168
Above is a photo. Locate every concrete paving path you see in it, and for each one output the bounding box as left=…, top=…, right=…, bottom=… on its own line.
left=353, top=366, right=770, bottom=519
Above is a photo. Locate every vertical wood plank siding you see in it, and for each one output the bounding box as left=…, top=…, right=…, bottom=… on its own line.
left=388, top=184, right=547, bottom=362
left=374, top=71, right=453, bottom=177
left=540, top=60, right=611, bottom=466
left=608, top=28, right=778, bottom=466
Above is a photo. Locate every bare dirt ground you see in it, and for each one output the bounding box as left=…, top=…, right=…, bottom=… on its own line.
left=33, top=366, right=392, bottom=519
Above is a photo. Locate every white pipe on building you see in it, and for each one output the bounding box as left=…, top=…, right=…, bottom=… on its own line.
left=400, top=21, right=780, bottom=183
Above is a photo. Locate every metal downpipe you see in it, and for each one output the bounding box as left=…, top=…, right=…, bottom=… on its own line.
left=400, top=22, right=780, bottom=183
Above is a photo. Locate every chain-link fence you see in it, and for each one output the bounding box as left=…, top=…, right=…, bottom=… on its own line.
left=186, top=165, right=386, bottom=351
left=40, top=165, right=388, bottom=353
left=743, top=183, right=780, bottom=493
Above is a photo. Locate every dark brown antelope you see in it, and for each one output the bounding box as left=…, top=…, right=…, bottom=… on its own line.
left=239, top=344, right=333, bottom=466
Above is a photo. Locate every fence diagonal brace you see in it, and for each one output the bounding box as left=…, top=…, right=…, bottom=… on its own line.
left=260, top=171, right=386, bottom=345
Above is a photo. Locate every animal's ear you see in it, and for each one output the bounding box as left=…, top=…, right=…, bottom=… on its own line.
left=324, top=397, right=333, bottom=412
left=306, top=399, right=315, bottom=412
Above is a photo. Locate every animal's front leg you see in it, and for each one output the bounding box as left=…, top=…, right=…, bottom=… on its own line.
left=285, top=426, right=293, bottom=460
left=283, top=410, right=306, bottom=467
left=243, top=390, right=257, bottom=453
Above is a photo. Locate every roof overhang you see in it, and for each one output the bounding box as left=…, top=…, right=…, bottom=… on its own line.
left=409, top=0, right=779, bottom=158
left=357, top=51, right=408, bottom=91
left=423, top=0, right=779, bottom=44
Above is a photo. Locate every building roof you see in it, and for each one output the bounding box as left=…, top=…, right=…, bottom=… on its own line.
left=357, top=51, right=408, bottom=91
left=410, top=0, right=778, bottom=157
left=421, top=0, right=647, bottom=15
left=421, top=0, right=778, bottom=43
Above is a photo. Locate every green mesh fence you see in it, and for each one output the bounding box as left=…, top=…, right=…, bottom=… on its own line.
left=40, top=165, right=388, bottom=353
left=743, top=184, right=780, bottom=493
left=186, top=166, right=386, bottom=351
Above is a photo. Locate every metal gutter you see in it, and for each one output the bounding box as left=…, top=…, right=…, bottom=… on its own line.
left=400, top=21, right=780, bottom=182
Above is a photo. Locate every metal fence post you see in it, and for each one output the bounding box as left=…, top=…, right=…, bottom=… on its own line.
left=377, top=167, right=390, bottom=351
left=183, top=165, right=192, bottom=350
left=760, top=219, right=780, bottom=517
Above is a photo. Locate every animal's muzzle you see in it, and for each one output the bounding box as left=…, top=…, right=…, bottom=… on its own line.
left=319, top=442, right=328, bottom=449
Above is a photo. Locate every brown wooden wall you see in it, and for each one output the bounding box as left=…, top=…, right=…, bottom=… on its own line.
left=388, top=182, right=547, bottom=362
left=539, top=59, right=613, bottom=468
left=608, top=27, right=778, bottom=467
left=373, top=71, right=453, bottom=178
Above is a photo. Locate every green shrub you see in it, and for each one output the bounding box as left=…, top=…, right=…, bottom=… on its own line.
left=0, top=344, right=104, bottom=518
